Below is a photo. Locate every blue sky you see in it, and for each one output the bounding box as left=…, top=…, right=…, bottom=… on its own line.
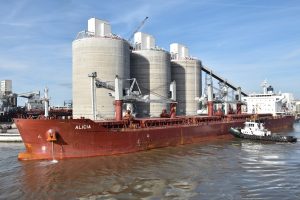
left=1, top=0, right=300, bottom=106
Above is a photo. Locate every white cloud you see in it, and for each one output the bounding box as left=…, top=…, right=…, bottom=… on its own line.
left=1, top=0, right=28, bottom=20
left=0, top=22, right=31, bottom=27
left=282, top=48, right=300, bottom=60
left=0, top=58, right=29, bottom=71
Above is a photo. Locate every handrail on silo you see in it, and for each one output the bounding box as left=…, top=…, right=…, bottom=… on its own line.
left=75, top=30, right=95, bottom=40
left=75, top=30, right=124, bottom=41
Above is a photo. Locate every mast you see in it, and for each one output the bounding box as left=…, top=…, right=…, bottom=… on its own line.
left=88, top=72, right=97, bottom=120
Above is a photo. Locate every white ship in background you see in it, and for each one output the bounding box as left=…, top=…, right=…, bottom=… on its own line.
left=196, top=79, right=296, bottom=116
left=242, top=80, right=295, bottom=116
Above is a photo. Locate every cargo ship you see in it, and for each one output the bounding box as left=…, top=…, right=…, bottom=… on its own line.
left=15, top=77, right=295, bottom=160
left=14, top=18, right=295, bottom=160
left=15, top=113, right=294, bottom=160
left=14, top=76, right=295, bottom=160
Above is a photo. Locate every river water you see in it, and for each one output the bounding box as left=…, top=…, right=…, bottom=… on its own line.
left=1, top=123, right=300, bottom=200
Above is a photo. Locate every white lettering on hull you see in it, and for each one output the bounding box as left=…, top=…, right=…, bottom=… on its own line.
left=75, top=125, right=92, bottom=130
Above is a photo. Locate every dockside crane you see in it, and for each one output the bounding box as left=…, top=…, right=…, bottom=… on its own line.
left=127, top=16, right=149, bottom=44
left=18, top=91, right=40, bottom=99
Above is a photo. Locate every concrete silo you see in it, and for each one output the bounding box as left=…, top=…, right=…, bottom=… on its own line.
left=131, top=32, right=171, bottom=117
left=72, top=18, right=130, bottom=119
left=170, top=43, right=202, bottom=115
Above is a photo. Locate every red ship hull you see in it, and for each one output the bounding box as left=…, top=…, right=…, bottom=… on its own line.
left=15, top=114, right=294, bottom=160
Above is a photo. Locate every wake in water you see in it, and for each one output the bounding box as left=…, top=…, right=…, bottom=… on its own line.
left=51, top=159, right=58, bottom=164
left=38, top=160, right=58, bottom=166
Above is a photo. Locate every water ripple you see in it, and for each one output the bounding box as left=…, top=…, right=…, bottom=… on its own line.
left=1, top=124, right=300, bottom=199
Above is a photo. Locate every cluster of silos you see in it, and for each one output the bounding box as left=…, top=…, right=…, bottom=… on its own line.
left=72, top=18, right=130, bottom=119
left=131, top=32, right=171, bottom=117
left=170, top=43, right=202, bottom=115
left=72, top=18, right=202, bottom=119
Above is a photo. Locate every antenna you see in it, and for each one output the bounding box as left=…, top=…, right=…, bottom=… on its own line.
left=261, top=80, right=269, bottom=94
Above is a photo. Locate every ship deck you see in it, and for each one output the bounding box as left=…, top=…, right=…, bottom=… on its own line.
left=92, top=114, right=263, bottom=131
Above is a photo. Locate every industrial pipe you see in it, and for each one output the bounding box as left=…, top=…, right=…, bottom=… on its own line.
left=115, top=100, right=123, bottom=121
left=236, top=103, right=242, bottom=114
left=170, top=103, right=177, bottom=118
left=207, top=84, right=214, bottom=116
left=224, top=86, right=228, bottom=115
left=114, top=75, right=123, bottom=121
left=170, top=80, right=176, bottom=101
left=44, top=87, right=49, bottom=118
left=88, top=72, right=97, bottom=120
left=236, top=87, right=242, bottom=114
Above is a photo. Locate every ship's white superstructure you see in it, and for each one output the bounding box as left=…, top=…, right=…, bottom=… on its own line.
left=243, top=81, right=294, bottom=116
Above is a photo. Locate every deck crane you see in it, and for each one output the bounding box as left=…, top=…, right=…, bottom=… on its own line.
left=88, top=72, right=176, bottom=120
left=127, top=16, right=149, bottom=44
left=92, top=74, right=175, bottom=103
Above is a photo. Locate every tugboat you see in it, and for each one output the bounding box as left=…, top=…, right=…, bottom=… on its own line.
left=229, top=118, right=297, bottom=143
